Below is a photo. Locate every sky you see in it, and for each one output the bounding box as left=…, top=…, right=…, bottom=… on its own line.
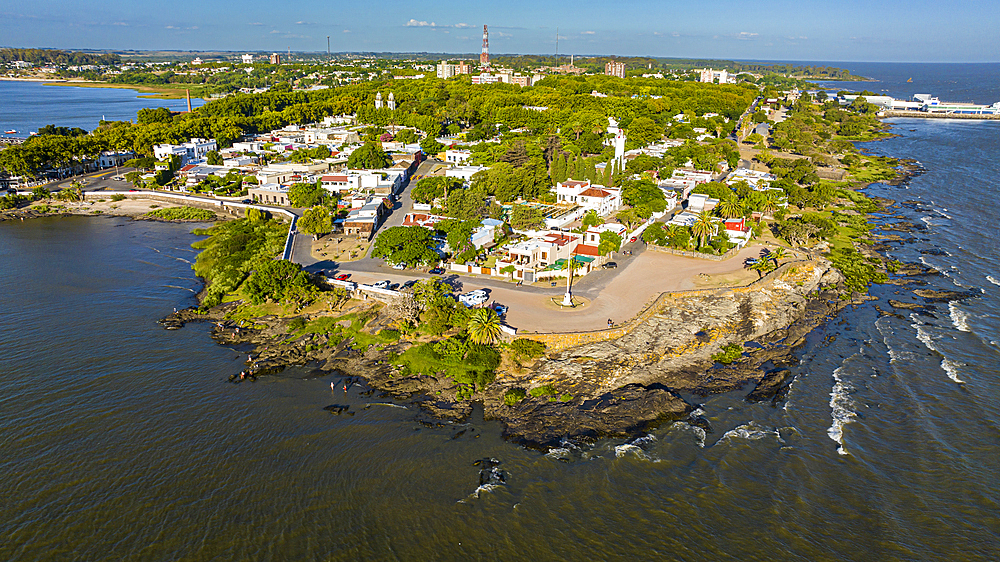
left=2, top=0, right=998, bottom=62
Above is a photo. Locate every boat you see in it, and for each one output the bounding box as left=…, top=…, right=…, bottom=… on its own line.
left=29, top=132, right=37, bottom=136
left=907, top=78, right=913, bottom=83
left=4, top=130, right=16, bottom=134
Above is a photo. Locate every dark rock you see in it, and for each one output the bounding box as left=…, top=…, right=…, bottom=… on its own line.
left=500, top=383, right=692, bottom=449
left=745, top=369, right=795, bottom=403
left=888, top=299, right=933, bottom=310
left=913, top=289, right=979, bottom=302
left=323, top=404, right=351, bottom=415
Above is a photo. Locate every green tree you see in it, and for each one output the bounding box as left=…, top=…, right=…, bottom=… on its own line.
left=509, top=204, right=545, bottom=230
left=298, top=205, right=332, bottom=239
left=347, top=142, right=391, bottom=169
left=598, top=230, right=622, bottom=255
left=288, top=182, right=325, bottom=208
left=716, top=197, right=745, bottom=219
left=373, top=226, right=439, bottom=265
left=243, top=259, right=310, bottom=305
left=136, top=107, right=174, bottom=125
left=467, top=308, right=502, bottom=345
left=205, top=150, right=224, bottom=166
left=691, top=210, right=716, bottom=249
left=581, top=209, right=603, bottom=228
left=768, top=247, right=788, bottom=267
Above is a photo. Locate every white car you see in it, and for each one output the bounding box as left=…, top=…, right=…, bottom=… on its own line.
left=372, top=280, right=391, bottom=289
left=458, top=290, right=489, bottom=308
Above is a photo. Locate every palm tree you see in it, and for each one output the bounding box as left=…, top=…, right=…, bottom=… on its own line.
left=716, top=197, right=745, bottom=219
left=760, top=191, right=780, bottom=218
left=691, top=211, right=716, bottom=249
left=467, top=308, right=502, bottom=345
left=769, top=247, right=788, bottom=267
left=750, top=259, right=775, bottom=279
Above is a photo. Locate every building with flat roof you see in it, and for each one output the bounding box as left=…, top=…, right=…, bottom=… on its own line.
left=605, top=61, right=625, bottom=79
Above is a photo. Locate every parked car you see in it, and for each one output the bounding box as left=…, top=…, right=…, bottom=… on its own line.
left=458, top=290, right=489, bottom=308
left=391, top=263, right=406, bottom=270
left=402, top=280, right=418, bottom=289
left=602, top=261, right=618, bottom=269
left=388, top=283, right=400, bottom=291
left=429, top=267, right=445, bottom=275
left=744, top=258, right=758, bottom=266
left=630, top=236, right=638, bottom=243
left=372, top=280, right=391, bottom=289
left=334, top=273, right=350, bottom=281
left=493, top=303, right=508, bottom=316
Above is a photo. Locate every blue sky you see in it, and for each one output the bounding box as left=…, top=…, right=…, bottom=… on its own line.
left=2, top=0, right=997, bottom=62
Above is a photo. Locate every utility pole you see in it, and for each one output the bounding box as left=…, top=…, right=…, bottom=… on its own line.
left=555, top=27, right=559, bottom=62
left=327, top=36, right=330, bottom=56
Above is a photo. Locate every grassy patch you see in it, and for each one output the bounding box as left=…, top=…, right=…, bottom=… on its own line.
left=392, top=342, right=498, bottom=389
left=529, top=384, right=557, bottom=397
left=712, top=343, right=743, bottom=364
left=146, top=206, right=217, bottom=221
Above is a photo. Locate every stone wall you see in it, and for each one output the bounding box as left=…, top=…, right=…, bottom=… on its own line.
left=526, top=259, right=816, bottom=353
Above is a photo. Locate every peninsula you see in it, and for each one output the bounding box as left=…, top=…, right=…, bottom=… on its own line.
left=2, top=49, right=926, bottom=446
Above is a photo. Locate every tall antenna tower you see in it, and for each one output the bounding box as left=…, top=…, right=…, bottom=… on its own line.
left=480, top=25, right=490, bottom=67
left=555, top=27, right=559, bottom=60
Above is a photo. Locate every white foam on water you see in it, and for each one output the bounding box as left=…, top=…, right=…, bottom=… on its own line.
left=459, top=483, right=500, bottom=503
left=545, top=447, right=571, bottom=460
left=935, top=209, right=952, bottom=219
left=630, top=434, right=657, bottom=447
left=987, top=275, right=1000, bottom=287
left=718, top=422, right=779, bottom=445
left=941, top=359, right=966, bottom=384
left=671, top=422, right=706, bottom=448
left=613, top=443, right=653, bottom=461
left=828, top=366, right=856, bottom=456
left=948, top=302, right=971, bottom=332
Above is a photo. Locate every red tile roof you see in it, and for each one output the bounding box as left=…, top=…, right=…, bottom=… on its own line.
left=578, top=187, right=612, bottom=198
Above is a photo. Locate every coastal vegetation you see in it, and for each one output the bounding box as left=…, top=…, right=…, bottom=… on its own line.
left=145, top=206, right=217, bottom=221
left=190, top=215, right=290, bottom=308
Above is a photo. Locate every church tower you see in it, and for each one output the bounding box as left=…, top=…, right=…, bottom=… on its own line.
left=387, top=92, right=396, bottom=111
left=375, top=92, right=383, bottom=109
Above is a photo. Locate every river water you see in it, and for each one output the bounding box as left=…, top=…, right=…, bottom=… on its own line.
left=0, top=80, right=204, bottom=136
left=1, top=68, right=999, bottom=561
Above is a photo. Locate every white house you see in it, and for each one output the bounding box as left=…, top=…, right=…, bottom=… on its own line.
left=444, top=149, right=471, bottom=164
left=555, top=180, right=622, bottom=217
left=98, top=150, right=136, bottom=168
left=445, top=165, right=486, bottom=182
left=153, top=138, right=217, bottom=166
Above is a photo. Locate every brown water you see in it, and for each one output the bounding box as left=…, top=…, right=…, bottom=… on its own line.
left=2, top=91, right=1000, bottom=561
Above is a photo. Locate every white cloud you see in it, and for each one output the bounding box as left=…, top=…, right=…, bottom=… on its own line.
left=581, top=30, right=595, bottom=35
left=496, top=31, right=511, bottom=38
left=736, top=32, right=758, bottom=40
left=248, top=22, right=264, bottom=26
left=342, top=29, right=351, bottom=33
left=406, top=19, right=437, bottom=27
left=269, top=29, right=280, bottom=34
left=455, top=23, right=472, bottom=28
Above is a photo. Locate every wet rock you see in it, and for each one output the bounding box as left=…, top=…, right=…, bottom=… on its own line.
left=323, top=404, right=351, bottom=415
left=895, top=262, right=939, bottom=276
left=744, top=369, right=793, bottom=403
left=500, top=384, right=692, bottom=449
left=913, top=289, right=979, bottom=302
left=888, top=299, right=933, bottom=311
left=919, top=248, right=949, bottom=256
left=474, top=458, right=506, bottom=486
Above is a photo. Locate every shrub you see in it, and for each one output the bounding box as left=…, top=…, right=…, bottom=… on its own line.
left=110, top=194, right=126, bottom=202
left=529, top=384, right=556, bottom=397
left=712, top=343, right=744, bottom=364
left=503, top=388, right=527, bottom=406
left=149, top=207, right=217, bottom=221
left=378, top=329, right=400, bottom=342
left=287, top=316, right=307, bottom=332
left=509, top=338, right=546, bottom=360
left=559, top=393, right=573, bottom=402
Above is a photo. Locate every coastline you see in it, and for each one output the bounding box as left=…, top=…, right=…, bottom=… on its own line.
left=0, top=77, right=205, bottom=99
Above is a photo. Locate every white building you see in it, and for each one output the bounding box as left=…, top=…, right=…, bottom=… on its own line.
left=153, top=138, right=217, bottom=166
left=241, top=54, right=254, bottom=64
left=555, top=180, right=622, bottom=217
left=98, top=150, right=136, bottom=168
left=444, top=149, right=471, bottom=164
left=698, top=68, right=732, bottom=84
left=446, top=165, right=486, bottom=181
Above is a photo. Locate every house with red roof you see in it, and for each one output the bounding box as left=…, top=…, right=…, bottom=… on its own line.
left=554, top=180, right=622, bottom=217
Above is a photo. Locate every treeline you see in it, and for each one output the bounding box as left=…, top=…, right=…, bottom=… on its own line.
left=0, top=48, right=120, bottom=66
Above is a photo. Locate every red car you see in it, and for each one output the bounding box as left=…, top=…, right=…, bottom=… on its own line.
left=630, top=236, right=637, bottom=243
left=334, top=273, right=350, bottom=281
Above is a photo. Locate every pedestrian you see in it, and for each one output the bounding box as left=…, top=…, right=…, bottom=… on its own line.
left=608, top=318, right=613, bottom=328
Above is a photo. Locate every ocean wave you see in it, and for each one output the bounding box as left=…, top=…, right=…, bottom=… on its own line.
left=941, top=359, right=966, bottom=384
left=828, top=366, right=856, bottom=456
left=614, top=443, right=653, bottom=460
left=459, top=483, right=500, bottom=503
left=987, top=276, right=1000, bottom=287
left=671, top=421, right=706, bottom=448
left=935, top=209, right=952, bottom=219
left=948, top=303, right=971, bottom=332
left=718, top=422, right=780, bottom=445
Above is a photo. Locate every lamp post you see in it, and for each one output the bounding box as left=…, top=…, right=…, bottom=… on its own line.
left=562, top=245, right=575, bottom=306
